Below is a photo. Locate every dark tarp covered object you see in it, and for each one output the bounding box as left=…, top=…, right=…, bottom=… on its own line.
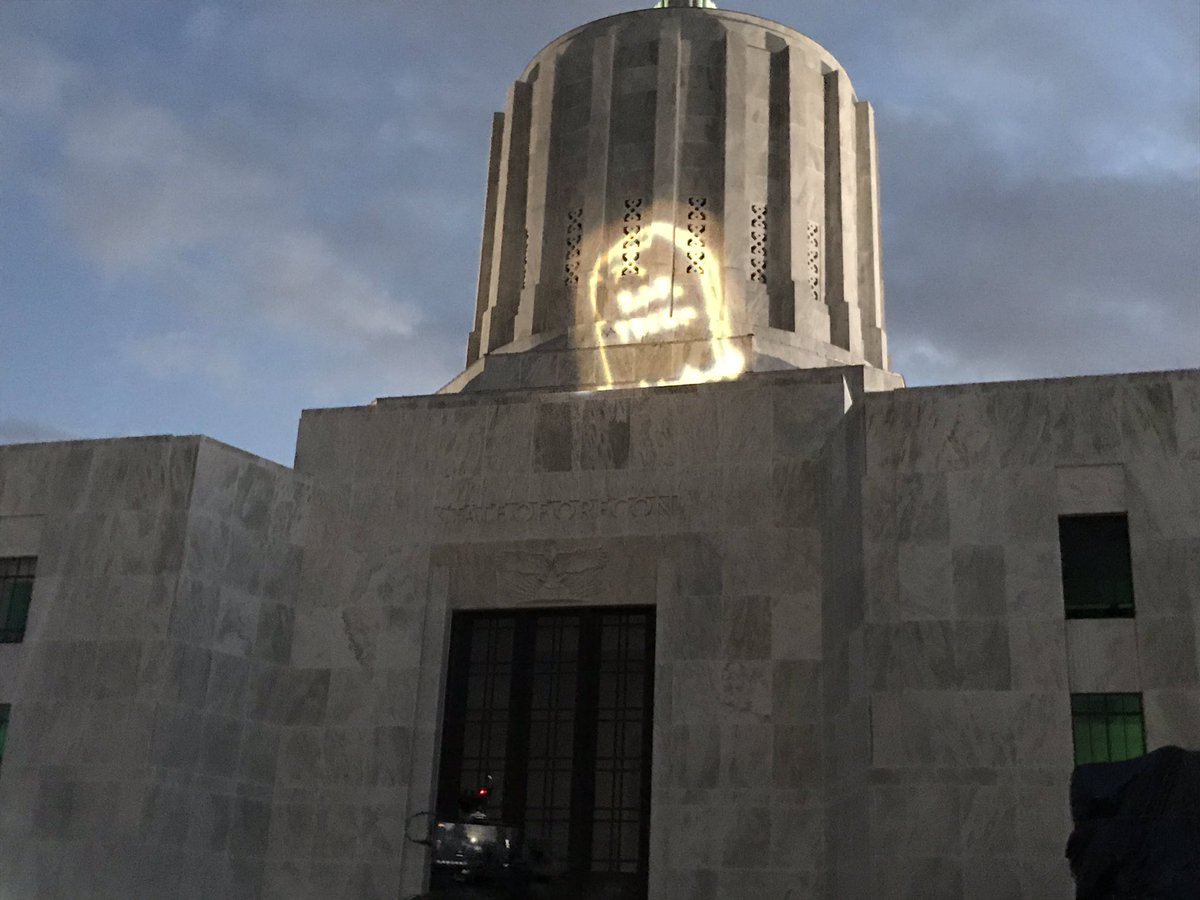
left=1066, top=745, right=1200, bottom=899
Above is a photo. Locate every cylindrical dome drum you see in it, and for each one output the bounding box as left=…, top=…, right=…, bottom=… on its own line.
left=454, top=2, right=893, bottom=392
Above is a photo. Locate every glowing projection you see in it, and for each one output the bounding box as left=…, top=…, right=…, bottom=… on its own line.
left=586, top=208, right=746, bottom=389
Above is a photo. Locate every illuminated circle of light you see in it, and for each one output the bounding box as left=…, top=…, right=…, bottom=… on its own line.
left=586, top=209, right=746, bottom=390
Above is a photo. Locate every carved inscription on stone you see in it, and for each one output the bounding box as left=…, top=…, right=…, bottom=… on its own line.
left=498, top=548, right=608, bottom=603
left=435, top=494, right=681, bottom=525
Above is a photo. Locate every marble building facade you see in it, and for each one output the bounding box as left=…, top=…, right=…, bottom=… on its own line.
left=1, top=3, right=1197, bottom=899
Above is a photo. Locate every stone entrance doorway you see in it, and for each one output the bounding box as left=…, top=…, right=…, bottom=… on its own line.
left=435, top=607, right=655, bottom=897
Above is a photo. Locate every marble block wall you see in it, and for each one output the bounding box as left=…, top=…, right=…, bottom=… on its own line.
left=0, top=436, right=308, bottom=899
left=856, top=369, right=1200, bottom=900
left=287, top=366, right=857, bottom=900
left=1, top=366, right=1196, bottom=900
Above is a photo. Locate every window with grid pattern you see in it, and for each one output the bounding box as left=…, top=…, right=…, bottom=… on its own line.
left=459, top=617, right=515, bottom=813
left=1071, top=693, right=1146, bottom=765
left=0, top=557, right=36, bottom=643
left=437, top=608, right=654, bottom=896
left=591, top=612, right=648, bottom=875
left=1059, top=515, right=1135, bottom=618
left=524, top=615, right=580, bottom=867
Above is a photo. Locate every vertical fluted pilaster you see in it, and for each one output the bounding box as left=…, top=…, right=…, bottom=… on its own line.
left=785, top=48, right=830, bottom=344
left=766, top=45, right=792, bottom=331
left=823, top=68, right=863, bottom=357
left=723, top=32, right=769, bottom=334
left=647, top=20, right=681, bottom=301
left=855, top=100, right=886, bottom=369
left=721, top=32, right=750, bottom=327
left=479, top=80, right=533, bottom=353
left=577, top=31, right=617, bottom=325
left=512, top=60, right=558, bottom=339
left=467, top=112, right=506, bottom=365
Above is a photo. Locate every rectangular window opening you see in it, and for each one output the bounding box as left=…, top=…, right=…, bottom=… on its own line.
left=0, top=703, right=9, bottom=772
left=0, top=557, right=37, bottom=643
left=1071, top=692, right=1145, bottom=765
left=1059, top=514, right=1135, bottom=619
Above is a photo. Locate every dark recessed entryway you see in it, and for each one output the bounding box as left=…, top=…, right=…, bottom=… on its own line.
left=434, top=606, right=655, bottom=899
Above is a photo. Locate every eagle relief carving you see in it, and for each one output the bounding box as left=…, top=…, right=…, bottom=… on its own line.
left=497, top=548, right=609, bottom=604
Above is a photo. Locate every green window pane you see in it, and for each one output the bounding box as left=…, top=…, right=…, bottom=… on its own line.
left=1074, top=714, right=1101, bottom=765
left=1071, top=693, right=1145, bottom=765
left=1125, top=716, right=1145, bottom=757
left=1073, top=727, right=1090, bottom=765
left=1108, top=717, right=1127, bottom=759
left=1089, top=718, right=1108, bottom=762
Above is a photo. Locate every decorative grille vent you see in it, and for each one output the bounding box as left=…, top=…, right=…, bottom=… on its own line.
left=564, top=208, right=584, bottom=287
left=686, top=196, right=707, bottom=275
left=806, top=220, right=820, bottom=302
left=621, top=199, right=643, bottom=276
left=749, top=204, right=767, bottom=283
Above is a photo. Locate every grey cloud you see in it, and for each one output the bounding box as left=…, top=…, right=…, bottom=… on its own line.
left=120, top=331, right=244, bottom=387
left=51, top=98, right=281, bottom=270
left=880, top=2, right=1200, bottom=179
left=882, top=109, right=1200, bottom=385
left=41, top=91, right=420, bottom=350
left=0, top=32, right=74, bottom=116
left=183, top=6, right=226, bottom=45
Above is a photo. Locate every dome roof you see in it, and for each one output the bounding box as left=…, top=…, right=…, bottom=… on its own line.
left=445, top=3, right=899, bottom=394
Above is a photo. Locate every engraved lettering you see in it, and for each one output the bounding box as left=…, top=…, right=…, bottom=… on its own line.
left=435, top=494, right=682, bottom=525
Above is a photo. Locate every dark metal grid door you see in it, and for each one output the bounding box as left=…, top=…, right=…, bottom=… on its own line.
left=591, top=610, right=652, bottom=875
left=438, top=615, right=515, bottom=817
left=436, top=607, right=655, bottom=894
left=524, top=615, right=581, bottom=867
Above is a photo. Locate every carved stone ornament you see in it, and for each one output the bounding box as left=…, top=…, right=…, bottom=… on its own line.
left=497, top=548, right=609, bottom=603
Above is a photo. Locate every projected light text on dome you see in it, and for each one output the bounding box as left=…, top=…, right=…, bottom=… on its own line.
left=586, top=210, right=746, bottom=389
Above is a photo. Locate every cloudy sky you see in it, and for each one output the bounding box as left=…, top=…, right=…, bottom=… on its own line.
left=1, top=1, right=1197, bottom=465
